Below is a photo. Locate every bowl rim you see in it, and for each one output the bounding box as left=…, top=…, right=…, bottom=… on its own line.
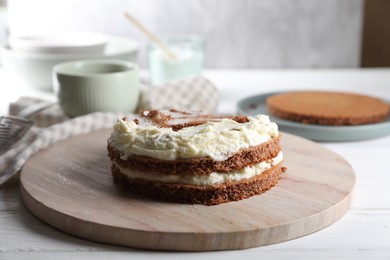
left=8, top=31, right=108, bottom=51
left=53, top=59, right=139, bottom=77
left=0, top=36, right=139, bottom=60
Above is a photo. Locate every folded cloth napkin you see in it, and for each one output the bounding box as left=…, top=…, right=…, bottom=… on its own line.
left=140, top=76, right=219, bottom=113
left=0, top=76, right=219, bottom=185
left=9, top=76, right=219, bottom=128
left=0, top=112, right=122, bottom=185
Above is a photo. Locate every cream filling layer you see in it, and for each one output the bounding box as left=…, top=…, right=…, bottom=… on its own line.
left=115, top=152, right=283, bottom=186
left=108, top=115, right=279, bottom=161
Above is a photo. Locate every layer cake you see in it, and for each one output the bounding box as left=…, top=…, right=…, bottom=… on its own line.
left=107, top=109, right=286, bottom=205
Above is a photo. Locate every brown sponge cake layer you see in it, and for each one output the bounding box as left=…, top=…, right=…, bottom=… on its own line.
left=108, top=134, right=281, bottom=176
left=112, top=163, right=285, bottom=205
left=267, top=91, right=390, bottom=126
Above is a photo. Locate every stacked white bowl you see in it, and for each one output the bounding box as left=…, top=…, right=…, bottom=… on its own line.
left=0, top=31, right=139, bottom=91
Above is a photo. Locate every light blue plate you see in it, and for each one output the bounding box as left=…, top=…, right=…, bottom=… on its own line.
left=237, top=91, right=390, bottom=142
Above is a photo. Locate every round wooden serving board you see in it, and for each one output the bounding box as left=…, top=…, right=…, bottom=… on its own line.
left=20, top=130, right=355, bottom=251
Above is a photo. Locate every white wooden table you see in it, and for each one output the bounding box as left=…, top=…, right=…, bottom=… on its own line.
left=1, top=68, right=389, bottom=259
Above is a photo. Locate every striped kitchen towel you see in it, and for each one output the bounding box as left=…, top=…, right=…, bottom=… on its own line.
left=0, top=76, right=219, bottom=185
left=9, top=76, right=219, bottom=127
left=0, top=112, right=124, bottom=185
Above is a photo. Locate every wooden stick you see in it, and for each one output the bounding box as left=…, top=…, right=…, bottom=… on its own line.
left=124, top=12, right=177, bottom=60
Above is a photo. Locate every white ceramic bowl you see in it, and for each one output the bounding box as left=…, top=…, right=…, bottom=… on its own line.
left=8, top=31, right=107, bottom=54
left=0, top=36, right=139, bottom=91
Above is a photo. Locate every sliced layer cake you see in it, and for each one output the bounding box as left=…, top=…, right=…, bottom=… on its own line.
left=107, top=109, right=286, bottom=205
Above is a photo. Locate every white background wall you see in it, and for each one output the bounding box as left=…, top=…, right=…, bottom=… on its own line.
left=0, top=0, right=7, bottom=45
left=4, top=0, right=364, bottom=69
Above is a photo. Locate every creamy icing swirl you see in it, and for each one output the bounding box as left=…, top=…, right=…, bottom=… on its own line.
left=108, top=115, right=279, bottom=161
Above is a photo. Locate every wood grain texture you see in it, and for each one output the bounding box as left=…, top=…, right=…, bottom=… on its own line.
left=19, top=129, right=355, bottom=251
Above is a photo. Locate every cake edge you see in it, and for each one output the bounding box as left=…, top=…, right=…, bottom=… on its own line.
left=111, top=163, right=286, bottom=206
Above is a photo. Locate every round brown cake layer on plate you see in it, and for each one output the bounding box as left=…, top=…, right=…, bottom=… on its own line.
left=111, top=163, right=285, bottom=205
left=266, top=91, right=390, bottom=125
left=107, top=135, right=281, bottom=176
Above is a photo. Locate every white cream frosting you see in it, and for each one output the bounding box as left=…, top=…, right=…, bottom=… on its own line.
left=115, top=152, right=283, bottom=186
left=108, top=115, right=279, bottom=161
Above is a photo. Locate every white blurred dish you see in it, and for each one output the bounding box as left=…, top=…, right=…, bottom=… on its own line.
left=8, top=31, right=107, bottom=54
left=0, top=36, right=139, bottom=91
